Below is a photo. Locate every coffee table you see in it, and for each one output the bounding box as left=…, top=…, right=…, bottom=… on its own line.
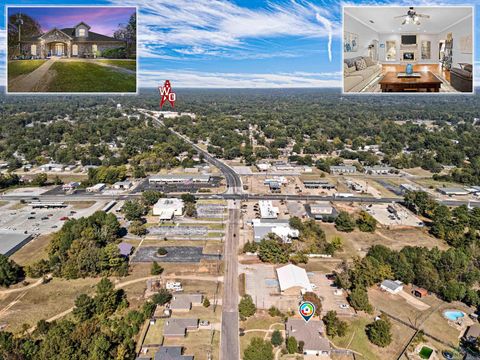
left=379, top=71, right=442, bottom=92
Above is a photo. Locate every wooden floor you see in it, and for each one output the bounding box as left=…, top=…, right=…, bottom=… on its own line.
left=381, top=63, right=450, bottom=83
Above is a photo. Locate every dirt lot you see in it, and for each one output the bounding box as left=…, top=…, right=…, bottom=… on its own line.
left=322, top=223, right=447, bottom=258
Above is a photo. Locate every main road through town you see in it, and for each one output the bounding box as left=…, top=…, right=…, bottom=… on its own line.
left=143, top=110, right=242, bottom=360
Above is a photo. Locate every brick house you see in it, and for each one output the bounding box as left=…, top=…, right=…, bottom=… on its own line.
left=22, top=22, right=124, bottom=58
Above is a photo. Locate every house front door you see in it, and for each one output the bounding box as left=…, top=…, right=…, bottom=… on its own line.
left=55, top=43, right=64, bottom=56
left=72, top=44, right=78, bottom=56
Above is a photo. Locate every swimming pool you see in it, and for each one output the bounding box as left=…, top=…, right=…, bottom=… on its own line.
left=443, top=310, right=465, bottom=321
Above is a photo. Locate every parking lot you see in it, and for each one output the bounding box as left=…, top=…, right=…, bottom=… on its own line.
left=309, top=273, right=354, bottom=316
left=0, top=200, right=107, bottom=234
left=196, top=203, right=225, bottom=218
left=131, top=246, right=221, bottom=263
left=149, top=225, right=209, bottom=236
left=242, top=263, right=302, bottom=311
left=133, top=176, right=223, bottom=194
left=365, top=203, right=424, bottom=227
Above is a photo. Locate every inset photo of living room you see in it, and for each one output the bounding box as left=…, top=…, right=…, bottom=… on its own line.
left=343, top=6, right=473, bottom=94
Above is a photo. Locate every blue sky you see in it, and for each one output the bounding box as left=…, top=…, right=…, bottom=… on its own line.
left=1, top=0, right=479, bottom=88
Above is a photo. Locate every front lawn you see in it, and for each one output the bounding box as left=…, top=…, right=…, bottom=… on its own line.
left=97, top=59, right=136, bottom=71
left=48, top=61, right=136, bottom=92
left=8, top=59, right=47, bottom=78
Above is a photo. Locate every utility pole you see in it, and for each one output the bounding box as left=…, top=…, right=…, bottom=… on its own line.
left=16, top=14, right=24, bottom=57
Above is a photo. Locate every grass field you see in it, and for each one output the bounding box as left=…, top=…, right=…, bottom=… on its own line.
left=97, top=59, right=136, bottom=71
left=0, top=277, right=98, bottom=332
left=48, top=62, right=136, bottom=92
left=8, top=60, right=46, bottom=78
left=10, top=234, right=52, bottom=266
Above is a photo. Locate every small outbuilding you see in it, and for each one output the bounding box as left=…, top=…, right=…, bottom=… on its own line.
left=380, top=280, right=403, bottom=294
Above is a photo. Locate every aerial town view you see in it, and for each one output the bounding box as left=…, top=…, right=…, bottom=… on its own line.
left=1, top=1, right=480, bottom=360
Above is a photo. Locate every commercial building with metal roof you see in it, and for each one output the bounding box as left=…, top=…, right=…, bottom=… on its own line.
left=0, top=231, right=33, bottom=257
left=276, top=264, right=313, bottom=294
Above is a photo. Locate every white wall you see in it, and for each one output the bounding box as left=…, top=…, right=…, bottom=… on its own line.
left=378, top=33, right=439, bottom=64
left=438, top=15, right=473, bottom=68
left=344, top=13, right=379, bottom=59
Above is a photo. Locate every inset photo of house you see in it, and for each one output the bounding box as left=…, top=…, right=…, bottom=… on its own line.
left=343, top=6, right=473, bottom=94
left=6, top=6, right=137, bottom=94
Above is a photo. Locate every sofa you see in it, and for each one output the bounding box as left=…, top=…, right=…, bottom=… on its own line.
left=343, top=56, right=382, bottom=92
left=450, top=64, right=472, bottom=92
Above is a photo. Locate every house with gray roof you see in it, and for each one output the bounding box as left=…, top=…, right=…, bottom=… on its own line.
left=285, top=318, right=330, bottom=356
left=154, top=346, right=194, bottom=360
left=380, top=280, right=404, bottom=294
left=163, top=318, right=198, bottom=338
left=170, top=294, right=204, bottom=312
left=330, top=165, right=357, bottom=174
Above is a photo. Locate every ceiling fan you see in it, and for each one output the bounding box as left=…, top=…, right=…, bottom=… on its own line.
left=394, top=7, right=430, bottom=25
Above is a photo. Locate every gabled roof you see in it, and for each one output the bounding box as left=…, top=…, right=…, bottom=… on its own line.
left=381, top=279, right=403, bottom=291
left=74, top=21, right=91, bottom=29
left=163, top=318, right=198, bottom=337
left=38, top=28, right=73, bottom=40
left=59, top=28, right=121, bottom=42
left=276, top=264, right=312, bottom=292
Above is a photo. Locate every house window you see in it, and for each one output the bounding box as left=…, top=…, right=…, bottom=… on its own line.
left=30, top=44, right=37, bottom=56
left=78, top=28, right=86, bottom=37
left=92, top=44, right=97, bottom=53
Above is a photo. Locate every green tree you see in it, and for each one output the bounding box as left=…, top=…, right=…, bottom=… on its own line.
left=348, top=287, right=372, bottom=313
left=94, top=278, right=122, bottom=316
left=31, top=173, right=48, bottom=186
left=243, top=337, right=273, bottom=360
left=203, top=297, right=210, bottom=308
left=0, top=255, right=23, bottom=287
left=257, top=235, right=291, bottom=264
left=122, top=200, right=146, bottom=221
left=72, top=294, right=96, bottom=321
left=129, top=220, right=147, bottom=236
left=150, top=262, right=164, bottom=275
left=335, top=211, right=355, bottom=232
left=286, top=336, right=298, bottom=354
left=181, top=193, right=196, bottom=203
left=142, top=190, right=163, bottom=206
left=322, top=310, right=348, bottom=337
left=152, top=289, right=172, bottom=305
left=271, top=329, right=283, bottom=346
left=366, top=316, right=392, bottom=347
left=356, top=211, right=377, bottom=232
left=239, top=295, right=256, bottom=320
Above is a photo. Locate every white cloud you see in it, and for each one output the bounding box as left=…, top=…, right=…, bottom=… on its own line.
left=108, top=0, right=340, bottom=59
left=138, top=69, right=342, bottom=88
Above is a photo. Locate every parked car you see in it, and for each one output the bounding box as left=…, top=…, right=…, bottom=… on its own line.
left=339, top=304, right=349, bottom=309
left=442, top=351, right=453, bottom=360
left=27, top=216, right=35, bottom=220
left=60, top=216, right=69, bottom=221
left=199, top=320, right=210, bottom=326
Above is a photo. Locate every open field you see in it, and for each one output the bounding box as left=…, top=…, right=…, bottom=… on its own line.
left=331, top=315, right=416, bottom=360
left=10, top=234, right=52, bottom=266
left=8, top=60, right=47, bottom=78
left=48, top=61, right=136, bottom=92
left=322, top=223, right=447, bottom=258
left=0, top=277, right=98, bottom=332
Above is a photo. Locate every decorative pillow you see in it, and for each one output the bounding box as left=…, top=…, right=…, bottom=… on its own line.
left=464, top=64, right=472, bottom=72
left=344, top=58, right=356, bottom=68
left=347, top=66, right=356, bottom=74
left=355, top=58, right=367, bottom=71
left=364, top=57, right=376, bottom=67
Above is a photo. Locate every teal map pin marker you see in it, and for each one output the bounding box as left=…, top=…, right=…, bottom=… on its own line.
left=299, top=301, right=315, bottom=323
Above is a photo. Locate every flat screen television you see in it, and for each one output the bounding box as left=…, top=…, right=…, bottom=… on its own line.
left=401, top=35, right=417, bottom=45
